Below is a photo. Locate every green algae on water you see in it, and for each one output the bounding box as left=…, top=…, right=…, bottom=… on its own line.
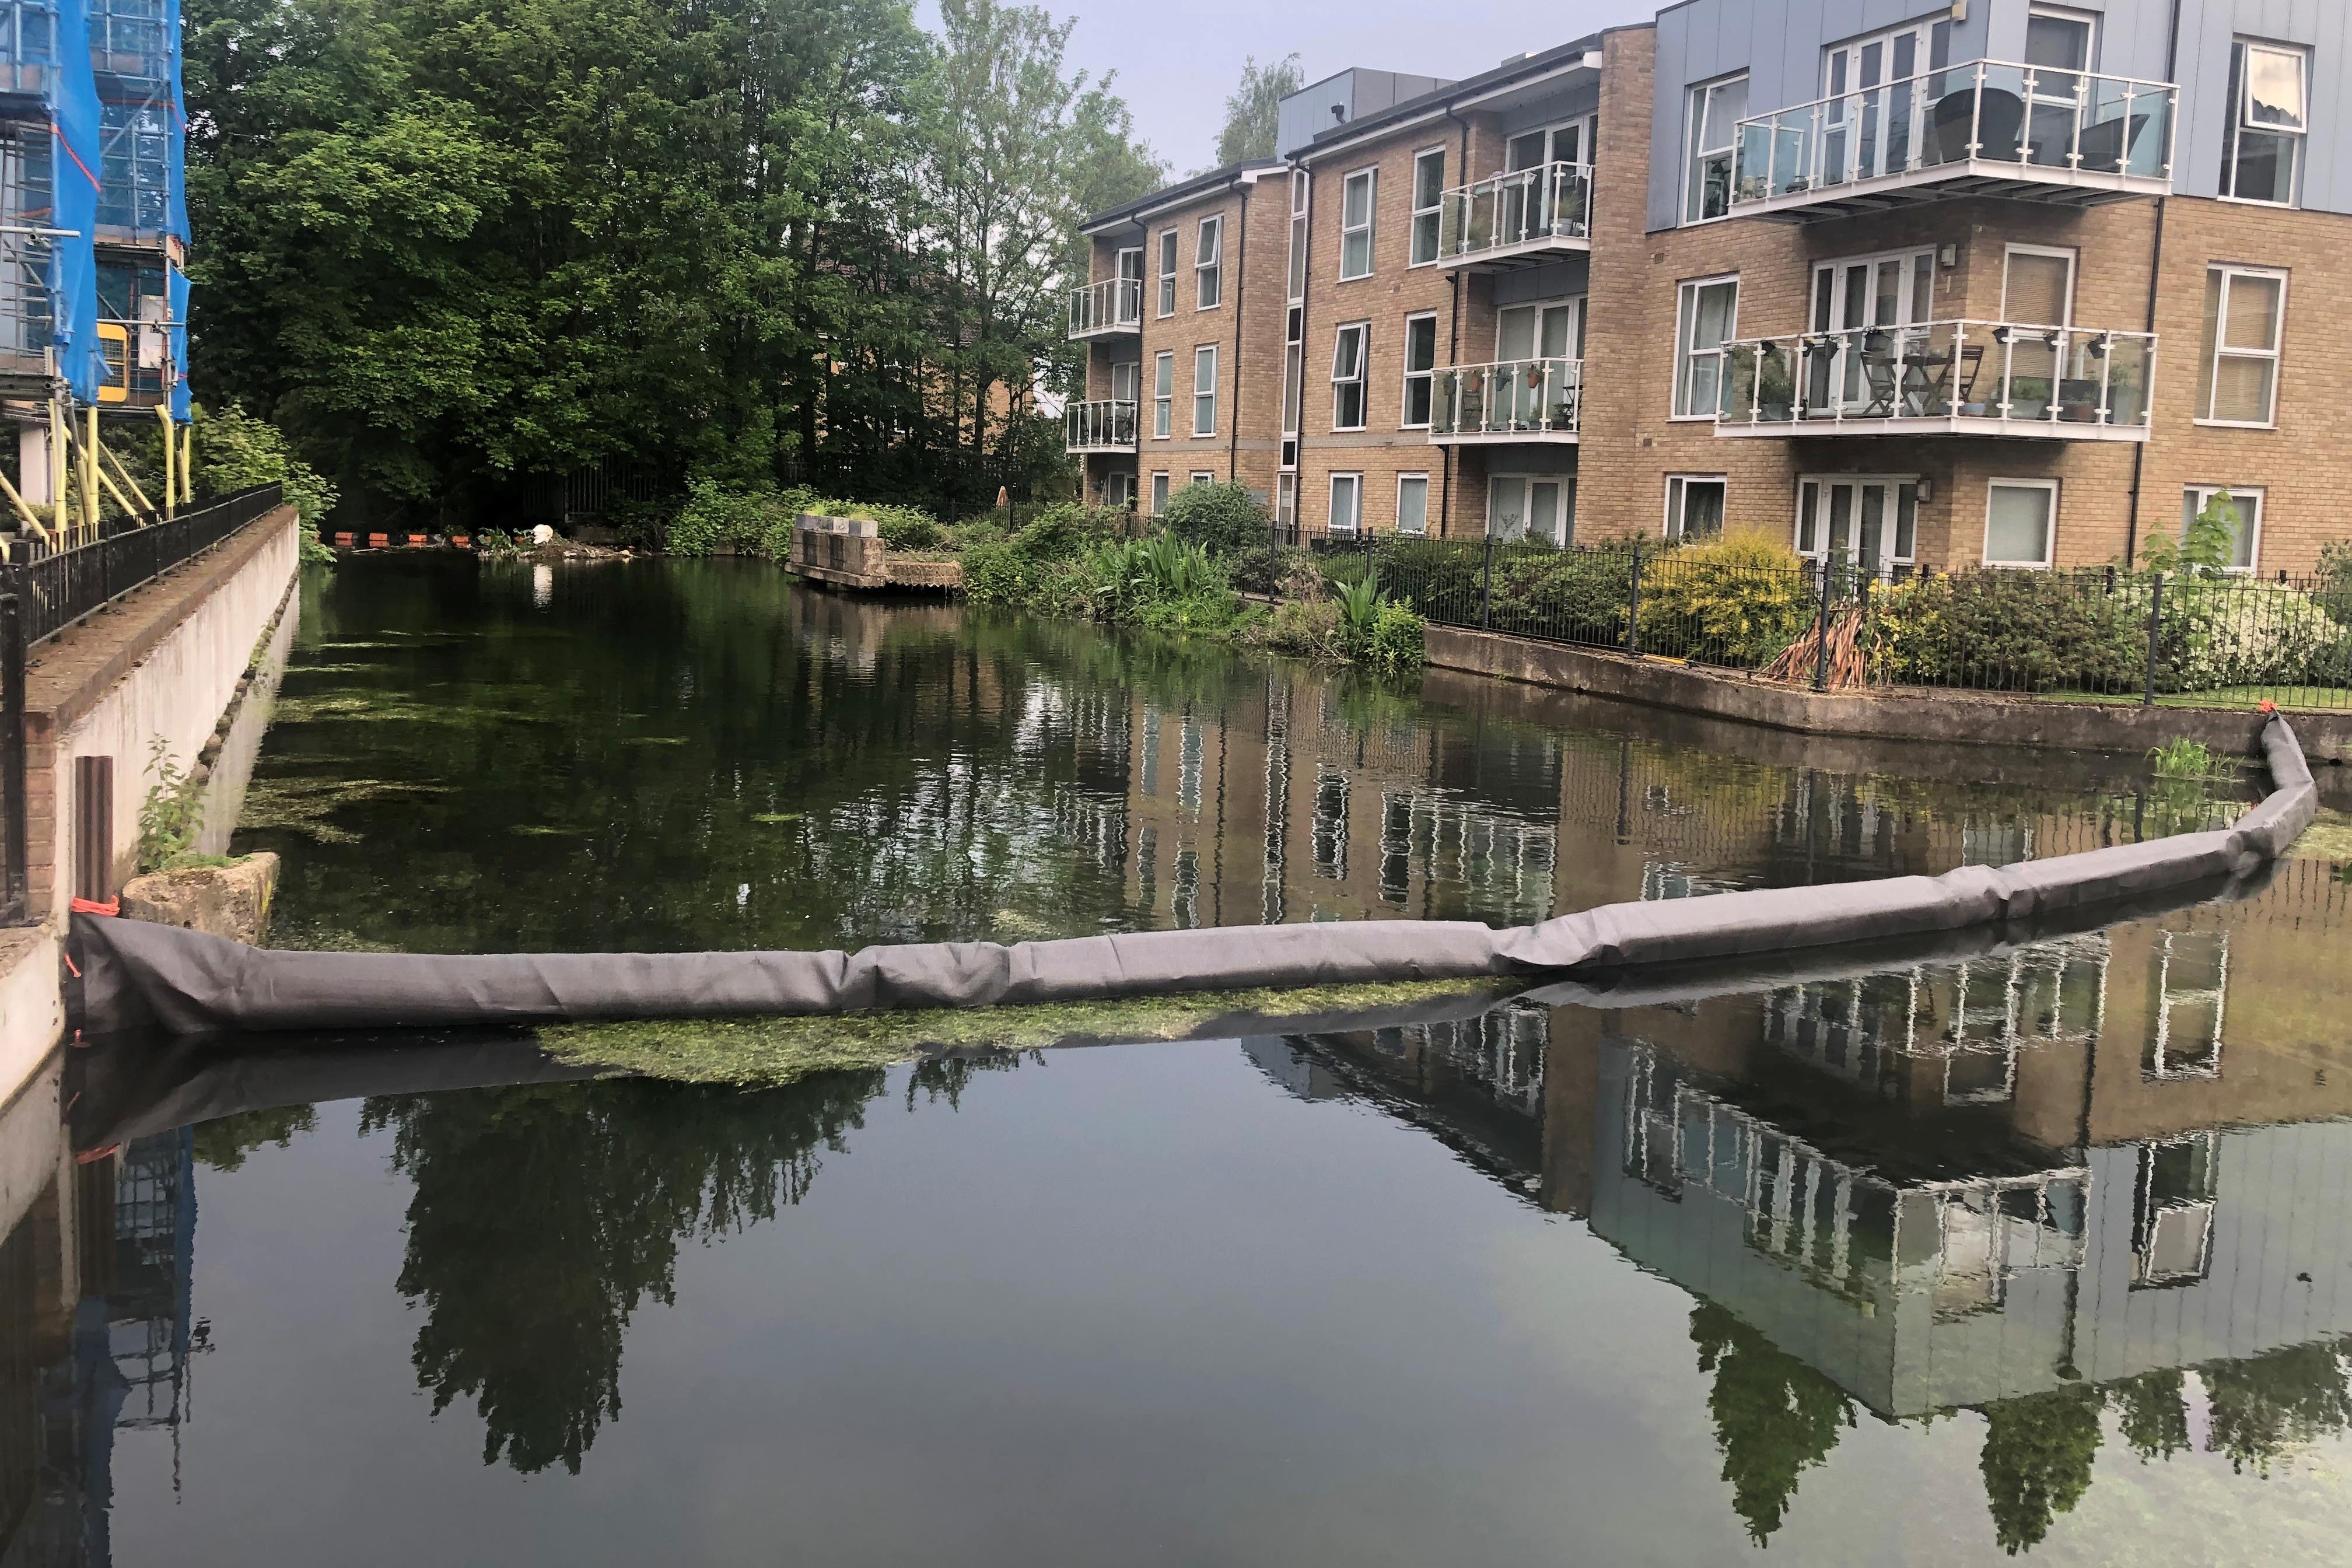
left=538, top=977, right=1510, bottom=1087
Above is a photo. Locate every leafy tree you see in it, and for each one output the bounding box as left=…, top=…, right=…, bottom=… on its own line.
left=1689, top=1303, right=1855, bottom=1545
left=2110, top=1368, right=2190, bottom=1462
left=2141, top=489, right=2244, bottom=576
left=1213, top=53, right=1301, bottom=166
left=1978, top=1386, right=2102, bottom=1555
left=2203, top=1340, right=2352, bottom=1476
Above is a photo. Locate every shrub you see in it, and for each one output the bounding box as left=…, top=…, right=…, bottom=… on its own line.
left=666, top=481, right=799, bottom=559
left=136, top=736, right=202, bottom=873
left=1366, top=601, right=1426, bottom=676
left=192, top=401, right=338, bottom=523
left=2159, top=579, right=2349, bottom=690
left=1636, top=531, right=1813, bottom=668
left=1247, top=596, right=1345, bottom=660
left=1871, top=569, right=2144, bottom=692
left=1017, top=503, right=1125, bottom=562
left=1158, top=481, right=1269, bottom=558
left=1491, top=544, right=1634, bottom=645
left=869, top=506, right=942, bottom=552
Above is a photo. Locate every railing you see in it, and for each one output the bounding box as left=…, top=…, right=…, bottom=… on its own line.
left=1431, top=358, right=1582, bottom=439
left=1718, top=321, right=2154, bottom=433
left=1732, top=60, right=2174, bottom=209
left=1437, top=161, right=1592, bottom=264
left=1068, top=277, right=1143, bottom=337
left=6, top=483, right=284, bottom=647
left=1064, top=399, right=1137, bottom=450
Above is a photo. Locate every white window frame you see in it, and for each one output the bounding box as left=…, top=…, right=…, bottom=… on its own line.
left=1682, top=73, right=1746, bottom=225
left=1150, top=471, right=1170, bottom=515
left=1156, top=229, right=1178, bottom=317
left=1195, top=215, right=1223, bottom=310
left=1329, top=471, right=1364, bottom=535
left=1152, top=350, right=1173, bottom=439
left=1287, top=170, right=1311, bottom=304
left=2219, top=40, right=2307, bottom=208
left=1339, top=167, right=1377, bottom=281
left=1396, top=472, right=1430, bottom=536
left=2181, top=485, right=2263, bottom=573
left=1105, top=471, right=1135, bottom=510
left=1408, top=147, right=1445, bottom=268
left=1488, top=473, right=1574, bottom=545
left=1109, top=359, right=1139, bottom=404
left=1664, top=474, right=1727, bottom=541
left=2001, top=243, right=2077, bottom=326
left=1401, top=312, right=1437, bottom=428
left=1330, top=320, right=1368, bottom=432
left=2197, top=264, right=2287, bottom=429
left=1983, top=478, right=2059, bottom=570
left=1672, top=275, right=1739, bottom=420
left=1793, top=475, right=1919, bottom=572
left=1189, top=470, right=1215, bottom=486
left=1192, top=344, right=1218, bottom=436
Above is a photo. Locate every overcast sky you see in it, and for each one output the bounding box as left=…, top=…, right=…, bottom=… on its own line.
left=925, top=0, right=1646, bottom=177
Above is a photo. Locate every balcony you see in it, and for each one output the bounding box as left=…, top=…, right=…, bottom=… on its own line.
left=1437, top=162, right=1592, bottom=271
left=1067, top=277, right=1142, bottom=341
left=1065, top=398, right=1138, bottom=453
left=1715, top=321, right=2152, bottom=442
left=1727, top=61, right=2173, bottom=220
left=1428, top=358, right=1580, bottom=444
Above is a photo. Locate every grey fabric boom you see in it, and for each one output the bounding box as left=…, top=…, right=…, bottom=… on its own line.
left=74, top=717, right=2319, bottom=1038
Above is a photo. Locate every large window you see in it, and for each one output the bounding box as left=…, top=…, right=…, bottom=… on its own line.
left=1396, top=473, right=1429, bottom=536
left=1329, top=472, right=1363, bottom=535
left=2197, top=265, right=2286, bottom=427
left=1195, top=215, right=1223, bottom=309
left=1105, top=471, right=1133, bottom=510
left=2221, top=41, right=2306, bottom=205
left=1152, top=350, right=1173, bottom=439
left=1664, top=475, right=1725, bottom=541
left=1673, top=276, right=1738, bottom=418
left=1340, top=168, right=1377, bottom=279
left=1192, top=345, right=1217, bottom=435
left=1287, top=170, right=1310, bottom=303
left=1983, top=480, right=2057, bottom=569
left=1331, top=322, right=1368, bottom=430
left=1156, top=229, right=1178, bottom=317
left=1409, top=148, right=1445, bottom=267
left=2182, top=485, right=2263, bottom=573
left=1683, top=75, right=1745, bottom=223
left=1401, top=313, right=1436, bottom=428
left=1492, top=475, right=1572, bottom=545
left=1150, top=472, right=1170, bottom=516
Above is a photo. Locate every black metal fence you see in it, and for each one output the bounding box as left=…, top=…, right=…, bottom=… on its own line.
left=0, top=482, right=288, bottom=923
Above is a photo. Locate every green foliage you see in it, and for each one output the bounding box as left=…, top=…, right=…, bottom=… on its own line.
left=1689, top=1303, right=1855, bottom=1546
left=1212, top=54, right=1302, bottom=166
left=2159, top=578, right=2351, bottom=691
left=1978, top=1387, right=2102, bottom=1555
left=1335, top=569, right=1384, bottom=642
left=2202, top=1340, right=2352, bottom=1476
left=1158, top=480, right=1269, bottom=558
left=300, top=528, right=337, bottom=566
left=1870, top=570, right=2145, bottom=693
left=869, top=506, right=942, bottom=552
left=2110, top=1370, right=2191, bottom=1463
left=2147, top=738, right=2231, bottom=780
left=663, top=481, right=810, bottom=561
left=2141, top=489, right=2244, bottom=576
left=136, top=735, right=205, bottom=874
left=193, top=1105, right=320, bottom=1171
left=1490, top=543, right=1633, bottom=641
left=191, top=401, right=338, bottom=522
left=1636, top=531, right=1814, bottom=667
left=1366, top=600, right=1426, bottom=676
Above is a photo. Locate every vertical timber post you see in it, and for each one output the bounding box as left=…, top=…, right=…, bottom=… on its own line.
left=72, top=755, right=113, bottom=907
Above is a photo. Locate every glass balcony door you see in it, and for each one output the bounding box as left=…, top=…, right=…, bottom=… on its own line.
left=1500, top=121, right=1585, bottom=246
left=1796, top=476, right=1917, bottom=577
left=1807, top=251, right=1932, bottom=414
left=1822, top=23, right=1931, bottom=186
left=1488, top=474, right=1567, bottom=545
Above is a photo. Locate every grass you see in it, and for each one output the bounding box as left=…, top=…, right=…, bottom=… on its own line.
left=2025, top=686, right=2352, bottom=712
left=537, top=977, right=1509, bottom=1087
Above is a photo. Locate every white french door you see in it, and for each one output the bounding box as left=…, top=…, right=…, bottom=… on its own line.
left=1489, top=474, right=1572, bottom=545
left=1807, top=250, right=1933, bottom=412
left=1796, top=476, right=1917, bottom=576
left=1822, top=23, right=1934, bottom=186
left=1110, top=360, right=1139, bottom=402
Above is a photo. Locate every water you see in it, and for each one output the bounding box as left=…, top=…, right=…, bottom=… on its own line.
left=13, top=556, right=2352, bottom=1564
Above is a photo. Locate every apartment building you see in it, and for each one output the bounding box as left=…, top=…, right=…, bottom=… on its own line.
left=1070, top=0, right=2346, bottom=574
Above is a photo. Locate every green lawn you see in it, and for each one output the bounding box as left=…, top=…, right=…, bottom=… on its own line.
left=2023, top=686, right=2352, bottom=713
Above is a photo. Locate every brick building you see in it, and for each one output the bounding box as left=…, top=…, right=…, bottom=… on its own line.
left=1069, top=0, right=2346, bottom=575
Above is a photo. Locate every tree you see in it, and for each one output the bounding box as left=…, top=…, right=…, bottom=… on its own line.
left=1689, top=1303, right=1855, bottom=1545
left=1978, top=1387, right=2102, bottom=1555
left=1213, top=53, right=1301, bottom=167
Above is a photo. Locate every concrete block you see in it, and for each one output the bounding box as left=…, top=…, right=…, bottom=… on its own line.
left=119, top=852, right=279, bottom=943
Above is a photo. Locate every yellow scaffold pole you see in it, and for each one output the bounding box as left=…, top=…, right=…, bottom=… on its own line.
left=81, top=405, right=99, bottom=536
left=180, top=420, right=192, bottom=506
left=0, top=462, right=52, bottom=544
left=46, top=396, right=69, bottom=540
left=156, top=404, right=175, bottom=518
left=96, top=433, right=153, bottom=518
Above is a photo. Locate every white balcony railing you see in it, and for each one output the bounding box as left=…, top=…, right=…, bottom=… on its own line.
left=1065, top=398, right=1138, bottom=451
left=1716, top=320, right=2154, bottom=437
left=1438, top=162, right=1592, bottom=267
left=1727, top=61, right=2174, bottom=216
left=1068, top=276, right=1143, bottom=338
left=1430, top=358, right=1581, bottom=440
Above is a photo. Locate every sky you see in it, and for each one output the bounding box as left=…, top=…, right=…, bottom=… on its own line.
left=924, top=0, right=1645, bottom=177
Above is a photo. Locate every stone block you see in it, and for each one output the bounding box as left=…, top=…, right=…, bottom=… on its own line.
left=119, top=852, right=279, bottom=944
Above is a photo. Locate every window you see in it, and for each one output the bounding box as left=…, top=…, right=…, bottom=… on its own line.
left=1110, top=360, right=1138, bottom=405
left=1664, top=475, right=1726, bottom=540
left=2181, top=485, right=2263, bottom=572
left=1150, top=472, right=1170, bottom=515
left=1329, top=472, right=1363, bottom=534
left=1192, top=345, right=1217, bottom=435
left=1796, top=477, right=1917, bottom=575
left=1490, top=475, right=1572, bottom=544
left=1409, top=148, right=1444, bottom=267
left=2001, top=245, right=2074, bottom=326
left=2221, top=41, right=2306, bottom=205
left=1673, top=276, right=1738, bottom=418
left=1340, top=168, right=1376, bottom=279
left=1983, top=480, right=2057, bottom=568
left=1276, top=473, right=1297, bottom=536
left=1396, top=473, right=1429, bottom=536
left=1189, top=470, right=1214, bottom=486
left=2197, top=266, right=2286, bottom=426
left=1401, top=313, right=1437, bottom=428
left=1330, top=322, right=1368, bottom=430
left=1105, top=471, right=1133, bottom=510
left=1152, top=351, right=1173, bottom=438
left=1196, top=216, right=1223, bottom=309
left=1683, top=75, right=1746, bottom=223
left=1157, top=230, right=1178, bottom=316
left=1282, top=302, right=1304, bottom=459
left=1287, top=170, right=1311, bottom=303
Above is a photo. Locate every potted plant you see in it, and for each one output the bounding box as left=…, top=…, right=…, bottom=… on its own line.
left=1758, top=351, right=1796, bottom=423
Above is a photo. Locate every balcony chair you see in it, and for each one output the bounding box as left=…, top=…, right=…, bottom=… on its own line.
left=1930, top=88, right=2025, bottom=164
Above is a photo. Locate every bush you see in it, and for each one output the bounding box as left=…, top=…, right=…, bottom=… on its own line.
left=2161, top=579, right=2352, bottom=691
left=1017, top=503, right=1125, bottom=562
left=666, top=481, right=802, bottom=559
left=1158, top=481, right=1270, bottom=558
left=1366, top=601, right=1426, bottom=676
left=1492, top=544, right=1634, bottom=644
left=1247, top=596, right=1345, bottom=660
left=1636, top=531, right=1814, bottom=668
left=192, top=401, right=338, bottom=523
left=1871, top=569, right=2144, bottom=692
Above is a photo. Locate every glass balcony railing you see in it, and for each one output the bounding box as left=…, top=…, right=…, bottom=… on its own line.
left=1065, top=398, right=1138, bottom=450
left=1430, top=358, right=1581, bottom=439
left=1437, top=162, right=1592, bottom=266
left=1716, top=320, right=2154, bottom=435
left=1730, top=60, right=2173, bottom=213
left=1068, top=276, right=1142, bottom=338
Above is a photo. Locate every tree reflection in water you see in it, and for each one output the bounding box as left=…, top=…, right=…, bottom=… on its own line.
left=1688, top=1303, right=1857, bottom=1545
left=358, top=1056, right=1021, bottom=1475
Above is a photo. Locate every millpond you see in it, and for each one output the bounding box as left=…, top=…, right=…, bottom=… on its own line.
left=16, top=554, right=2352, bottom=1565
